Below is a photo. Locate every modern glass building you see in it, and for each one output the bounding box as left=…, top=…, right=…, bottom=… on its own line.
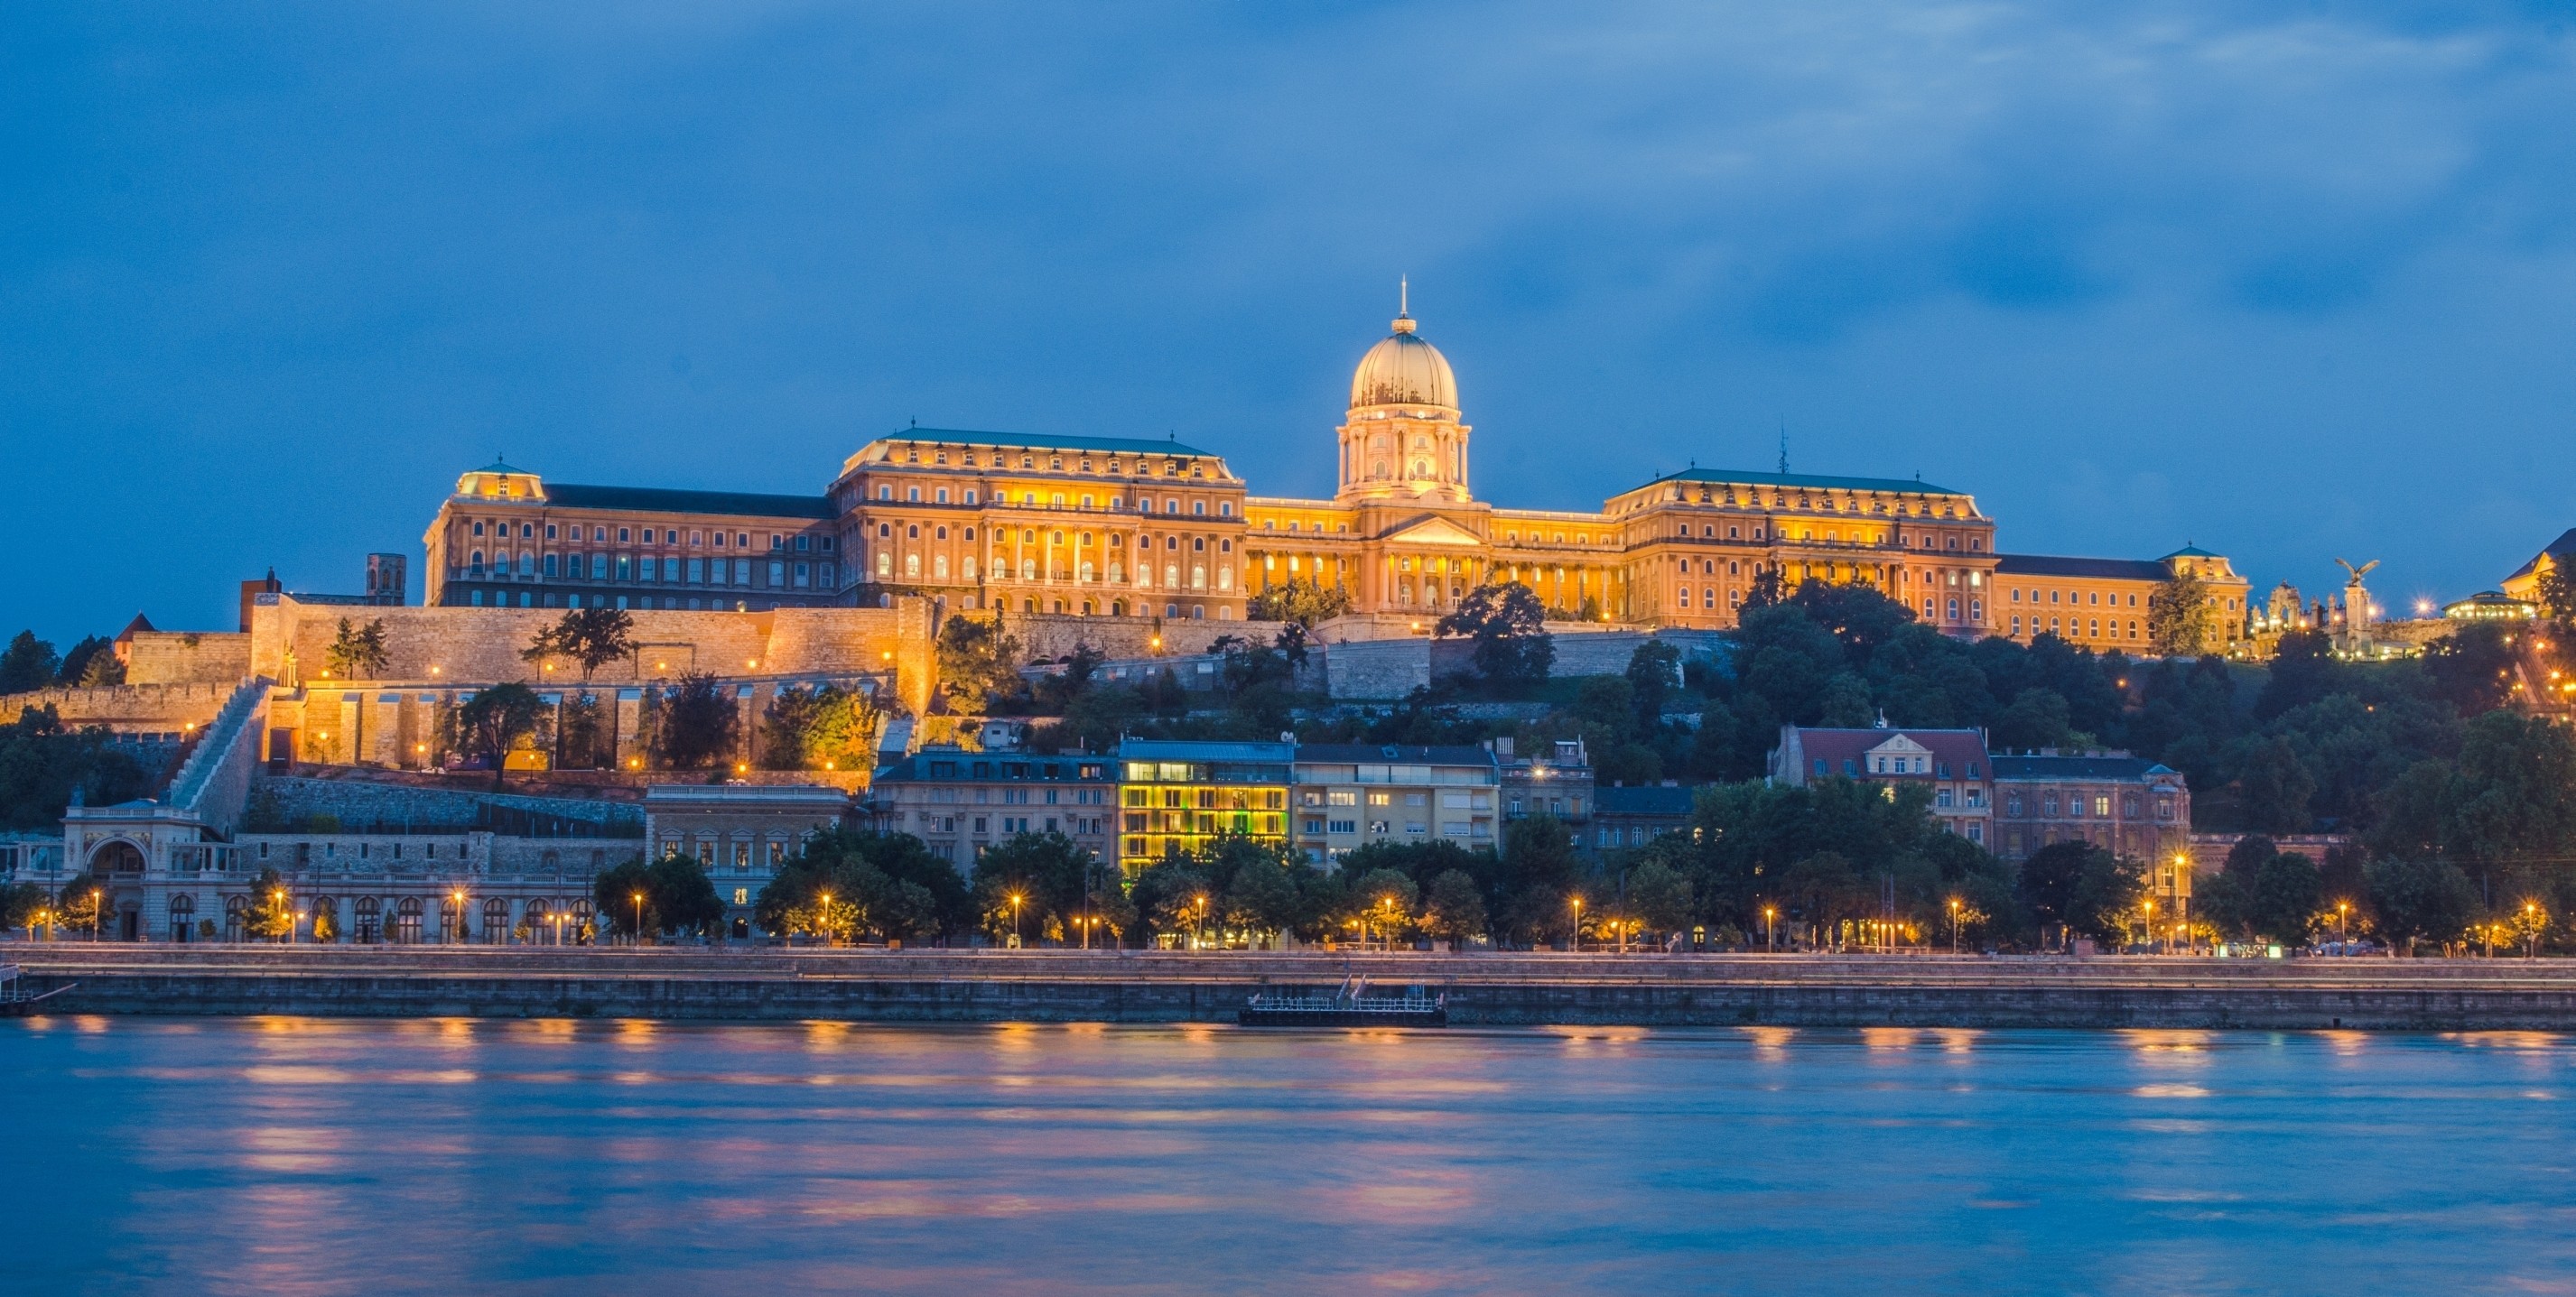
left=1115, top=739, right=1292, bottom=875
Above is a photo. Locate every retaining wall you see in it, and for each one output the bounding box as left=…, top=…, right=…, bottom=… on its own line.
left=13, top=948, right=2576, bottom=1031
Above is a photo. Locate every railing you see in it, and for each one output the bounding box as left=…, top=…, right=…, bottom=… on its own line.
left=166, top=677, right=268, bottom=822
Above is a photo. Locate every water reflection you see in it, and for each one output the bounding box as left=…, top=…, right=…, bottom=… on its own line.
left=3, top=1020, right=2572, bottom=1295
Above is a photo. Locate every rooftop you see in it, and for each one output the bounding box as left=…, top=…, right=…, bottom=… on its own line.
left=868, top=427, right=1220, bottom=459
left=1996, top=553, right=2171, bottom=581
left=1641, top=468, right=1967, bottom=496
left=1596, top=784, right=1697, bottom=817
left=1991, top=755, right=2176, bottom=781
left=544, top=483, right=835, bottom=521
left=1116, top=739, right=1295, bottom=763
left=1292, top=743, right=1499, bottom=767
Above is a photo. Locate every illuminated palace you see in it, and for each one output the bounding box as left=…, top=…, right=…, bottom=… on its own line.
left=423, top=301, right=2246, bottom=648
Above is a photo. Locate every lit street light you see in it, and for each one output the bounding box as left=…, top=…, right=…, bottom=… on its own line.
left=1763, top=905, right=1776, bottom=953
left=1568, top=894, right=1584, bottom=954
left=1009, top=891, right=1025, bottom=950
left=632, top=891, right=646, bottom=947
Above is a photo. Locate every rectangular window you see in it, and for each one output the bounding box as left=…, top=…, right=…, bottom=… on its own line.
left=768, top=561, right=786, bottom=587
left=687, top=558, right=704, bottom=583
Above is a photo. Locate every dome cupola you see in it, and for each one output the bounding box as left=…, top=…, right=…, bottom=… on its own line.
left=1349, top=296, right=1457, bottom=411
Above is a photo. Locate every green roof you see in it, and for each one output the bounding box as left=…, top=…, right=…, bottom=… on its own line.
left=2161, top=545, right=2221, bottom=560
left=876, top=427, right=1220, bottom=458
left=545, top=483, right=834, bottom=521
left=1644, top=468, right=1967, bottom=496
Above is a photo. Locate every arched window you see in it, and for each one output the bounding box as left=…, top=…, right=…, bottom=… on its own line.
left=482, top=898, right=510, bottom=944
left=905, top=554, right=920, bottom=578
left=935, top=555, right=950, bottom=579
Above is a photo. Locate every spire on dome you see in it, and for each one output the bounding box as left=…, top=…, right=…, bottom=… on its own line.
left=1393, top=276, right=1415, bottom=334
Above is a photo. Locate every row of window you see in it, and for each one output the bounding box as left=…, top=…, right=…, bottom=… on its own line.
left=2002, top=792, right=2177, bottom=820
left=1660, top=486, right=1973, bottom=518
left=464, top=553, right=830, bottom=589
left=463, top=518, right=825, bottom=552
left=871, top=482, right=1235, bottom=516
left=881, top=445, right=1214, bottom=478
left=2013, top=615, right=2139, bottom=641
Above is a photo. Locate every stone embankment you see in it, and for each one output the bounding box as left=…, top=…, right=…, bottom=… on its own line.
left=11, top=945, right=2576, bottom=1030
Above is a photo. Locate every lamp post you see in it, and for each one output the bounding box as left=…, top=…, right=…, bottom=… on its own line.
left=1568, top=894, right=1584, bottom=954
left=1948, top=898, right=1961, bottom=956
left=1195, top=893, right=1208, bottom=950
left=817, top=889, right=833, bottom=945
left=1009, top=891, right=1025, bottom=950
left=91, top=887, right=104, bottom=942
left=2526, top=902, right=2542, bottom=959
left=2337, top=901, right=2350, bottom=940
left=2141, top=898, right=2153, bottom=955
left=632, top=890, right=646, bottom=947
left=1763, top=905, right=1776, bottom=953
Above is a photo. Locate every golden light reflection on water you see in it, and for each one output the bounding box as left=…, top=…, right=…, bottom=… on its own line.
left=13, top=1019, right=2576, bottom=1292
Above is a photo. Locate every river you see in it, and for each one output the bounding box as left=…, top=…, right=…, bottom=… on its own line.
left=2, top=1018, right=2570, bottom=1294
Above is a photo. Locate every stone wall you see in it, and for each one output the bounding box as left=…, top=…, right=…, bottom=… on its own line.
left=0, top=681, right=236, bottom=730
left=126, top=632, right=252, bottom=685
left=1319, top=628, right=1733, bottom=700
left=252, top=774, right=646, bottom=834
left=15, top=948, right=2576, bottom=1030
left=1002, top=612, right=1289, bottom=664
left=245, top=594, right=938, bottom=715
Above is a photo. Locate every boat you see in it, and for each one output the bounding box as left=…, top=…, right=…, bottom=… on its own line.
left=1240, top=976, right=1446, bottom=1027
left=0, top=964, right=75, bottom=1017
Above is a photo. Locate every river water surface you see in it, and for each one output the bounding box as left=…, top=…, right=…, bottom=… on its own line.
left=3, top=1017, right=2571, bottom=1294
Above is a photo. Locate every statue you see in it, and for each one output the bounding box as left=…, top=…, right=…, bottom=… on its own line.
left=2335, top=559, right=2380, bottom=631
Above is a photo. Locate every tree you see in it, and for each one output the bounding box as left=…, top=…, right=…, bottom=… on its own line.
left=1625, top=858, right=1696, bottom=936
left=1624, top=641, right=1681, bottom=729
left=1437, top=582, right=1554, bottom=689
left=1222, top=855, right=1304, bottom=942
left=55, top=635, right=115, bottom=688
left=2247, top=851, right=2323, bottom=946
left=1499, top=814, right=1583, bottom=944
left=522, top=607, right=635, bottom=681
left=761, top=683, right=882, bottom=771
left=1992, top=688, right=2073, bottom=753
left=2147, top=568, right=2217, bottom=656
left=971, top=829, right=1096, bottom=941
left=0, top=882, right=46, bottom=931
left=1346, top=866, right=1420, bottom=943
left=2237, top=736, right=2317, bottom=834
left=652, top=673, right=741, bottom=771
left=1247, top=577, right=1353, bottom=629
left=324, top=617, right=390, bottom=681
left=2365, top=857, right=2478, bottom=956
left=557, top=692, right=610, bottom=770
left=242, top=867, right=296, bottom=941
left=2016, top=842, right=2134, bottom=948
left=449, top=682, right=546, bottom=789
left=937, top=613, right=1022, bottom=709
left=0, top=632, right=60, bottom=694
left=0, top=705, right=152, bottom=829
left=597, top=853, right=723, bottom=939
left=1421, top=869, right=1488, bottom=948
left=53, top=873, right=106, bottom=936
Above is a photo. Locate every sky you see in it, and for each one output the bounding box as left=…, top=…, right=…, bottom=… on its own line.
left=5, top=2, right=2575, bottom=645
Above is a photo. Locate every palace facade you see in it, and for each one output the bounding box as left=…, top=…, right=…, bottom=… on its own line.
left=421, top=302, right=2246, bottom=644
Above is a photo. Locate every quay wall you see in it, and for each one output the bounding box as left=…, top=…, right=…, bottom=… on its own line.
left=13, top=948, right=2576, bottom=1031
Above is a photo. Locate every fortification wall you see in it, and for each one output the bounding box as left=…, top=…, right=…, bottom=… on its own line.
left=246, top=594, right=937, bottom=715
left=126, top=632, right=253, bottom=685
left=0, top=681, right=236, bottom=728
left=1002, top=613, right=1288, bottom=663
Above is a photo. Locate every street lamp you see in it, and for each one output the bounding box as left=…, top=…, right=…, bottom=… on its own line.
left=451, top=889, right=468, bottom=944
left=1009, top=891, right=1025, bottom=949
left=1195, top=893, right=1209, bottom=950
left=2142, top=898, right=2153, bottom=955
left=2337, top=901, right=2350, bottom=940
left=1568, top=894, right=1584, bottom=953
left=1763, top=905, right=1776, bottom=953
left=632, top=890, right=646, bottom=947
left=92, top=886, right=104, bottom=941
left=1948, top=897, right=1961, bottom=955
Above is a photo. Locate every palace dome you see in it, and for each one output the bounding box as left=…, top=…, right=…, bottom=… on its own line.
left=1350, top=313, right=1457, bottom=411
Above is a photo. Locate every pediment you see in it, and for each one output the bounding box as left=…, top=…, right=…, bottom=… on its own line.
left=1379, top=514, right=1486, bottom=547
left=1866, top=735, right=1930, bottom=755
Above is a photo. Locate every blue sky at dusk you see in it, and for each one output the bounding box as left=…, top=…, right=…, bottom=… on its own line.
left=5, top=3, right=2575, bottom=644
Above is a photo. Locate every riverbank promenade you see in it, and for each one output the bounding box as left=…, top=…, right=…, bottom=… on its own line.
left=13, top=944, right=2576, bottom=1030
